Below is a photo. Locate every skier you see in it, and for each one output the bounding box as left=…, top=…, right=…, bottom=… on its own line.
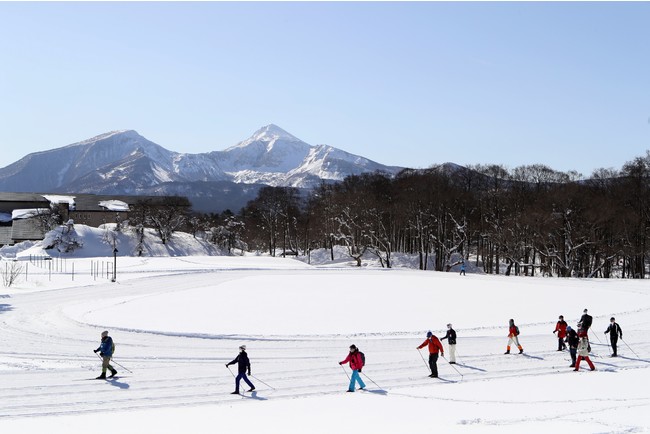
left=553, top=315, right=568, bottom=351
left=339, top=344, right=366, bottom=392
left=579, top=309, right=593, bottom=352
left=574, top=328, right=595, bottom=371
left=440, top=323, right=457, bottom=364
left=460, top=261, right=466, bottom=276
left=565, top=326, right=579, bottom=368
left=504, top=319, right=524, bottom=354
left=226, top=345, right=255, bottom=394
left=93, top=330, right=117, bottom=379
left=417, top=331, right=444, bottom=377
left=604, top=317, right=623, bottom=357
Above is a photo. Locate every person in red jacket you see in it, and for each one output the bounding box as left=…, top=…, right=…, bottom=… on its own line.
left=339, top=344, right=366, bottom=392
left=505, top=319, right=524, bottom=354
left=553, top=315, right=568, bottom=351
left=417, top=331, right=444, bottom=378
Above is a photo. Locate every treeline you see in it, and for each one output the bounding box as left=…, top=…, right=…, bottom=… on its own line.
left=190, top=151, right=650, bottom=279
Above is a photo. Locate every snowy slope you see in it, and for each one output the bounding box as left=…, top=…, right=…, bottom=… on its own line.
left=0, top=253, right=648, bottom=433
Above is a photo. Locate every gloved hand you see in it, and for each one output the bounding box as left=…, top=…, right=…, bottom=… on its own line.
left=358, top=368, right=362, bottom=373
left=99, top=353, right=104, bottom=357
left=93, top=349, right=98, bottom=353
left=248, top=370, right=251, bottom=376
left=225, top=364, right=228, bottom=367
left=339, top=362, right=343, bottom=365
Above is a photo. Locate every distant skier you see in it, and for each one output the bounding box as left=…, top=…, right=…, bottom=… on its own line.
left=440, top=323, right=457, bottom=364
left=579, top=309, right=593, bottom=352
left=565, top=326, right=579, bottom=368
left=460, top=262, right=466, bottom=276
left=504, top=319, right=523, bottom=354
left=417, top=331, right=444, bottom=377
left=339, top=344, right=366, bottom=392
left=226, top=345, right=255, bottom=394
left=604, top=317, right=623, bottom=357
left=93, top=330, right=117, bottom=379
left=553, top=315, right=567, bottom=351
left=574, top=328, right=595, bottom=371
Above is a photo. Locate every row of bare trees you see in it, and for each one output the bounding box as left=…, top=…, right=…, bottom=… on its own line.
left=232, top=151, right=650, bottom=278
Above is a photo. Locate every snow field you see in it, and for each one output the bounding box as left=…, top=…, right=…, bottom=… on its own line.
left=0, top=256, right=649, bottom=433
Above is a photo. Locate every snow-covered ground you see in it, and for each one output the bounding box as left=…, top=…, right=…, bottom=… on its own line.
left=0, top=232, right=649, bottom=433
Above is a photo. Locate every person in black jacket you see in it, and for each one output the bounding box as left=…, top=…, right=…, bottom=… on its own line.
left=604, top=317, right=623, bottom=357
left=226, top=345, right=255, bottom=394
left=565, top=326, right=579, bottom=368
left=440, top=323, right=457, bottom=364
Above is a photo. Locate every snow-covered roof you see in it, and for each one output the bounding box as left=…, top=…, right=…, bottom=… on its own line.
left=42, top=195, right=76, bottom=206
left=98, top=200, right=130, bottom=212
left=12, top=208, right=50, bottom=220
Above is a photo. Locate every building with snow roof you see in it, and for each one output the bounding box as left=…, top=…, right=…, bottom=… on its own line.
left=0, top=192, right=186, bottom=246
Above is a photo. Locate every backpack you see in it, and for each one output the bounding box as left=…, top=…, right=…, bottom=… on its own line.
left=358, top=351, right=365, bottom=367
left=515, top=326, right=520, bottom=336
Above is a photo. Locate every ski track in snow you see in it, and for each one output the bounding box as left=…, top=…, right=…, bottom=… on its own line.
left=0, top=262, right=649, bottom=432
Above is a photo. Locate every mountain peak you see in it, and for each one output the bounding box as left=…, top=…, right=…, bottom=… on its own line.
left=75, top=130, right=141, bottom=146
left=249, top=124, right=300, bottom=143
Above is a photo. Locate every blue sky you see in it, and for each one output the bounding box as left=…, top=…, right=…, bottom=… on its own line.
left=0, top=2, right=648, bottom=175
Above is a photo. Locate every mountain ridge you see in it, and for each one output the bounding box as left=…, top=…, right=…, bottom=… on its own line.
left=0, top=125, right=404, bottom=211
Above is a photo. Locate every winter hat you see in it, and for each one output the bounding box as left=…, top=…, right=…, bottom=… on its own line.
left=559, top=315, right=564, bottom=320
left=447, top=323, right=452, bottom=328
left=101, top=331, right=109, bottom=338
left=239, top=345, right=246, bottom=351
left=583, top=309, right=588, bottom=313
left=566, top=326, right=572, bottom=332
left=426, top=331, right=433, bottom=337
left=610, top=317, right=615, bottom=321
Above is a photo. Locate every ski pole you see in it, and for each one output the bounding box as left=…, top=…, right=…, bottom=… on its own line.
left=442, top=355, right=463, bottom=379
left=416, top=349, right=431, bottom=374
left=109, top=358, right=133, bottom=374
left=250, top=374, right=275, bottom=391
left=96, top=353, right=132, bottom=374
left=360, top=371, right=383, bottom=390
left=339, top=363, right=351, bottom=381
left=621, top=338, right=640, bottom=359
left=226, top=365, right=236, bottom=378
left=605, top=334, right=612, bottom=354
left=590, top=329, right=602, bottom=344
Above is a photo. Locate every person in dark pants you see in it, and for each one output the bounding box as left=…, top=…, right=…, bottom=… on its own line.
left=417, top=331, right=444, bottom=378
left=553, top=315, right=568, bottom=351
left=226, top=345, right=255, bottom=394
left=565, top=326, right=579, bottom=368
left=604, top=317, right=623, bottom=357
left=440, top=323, right=457, bottom=363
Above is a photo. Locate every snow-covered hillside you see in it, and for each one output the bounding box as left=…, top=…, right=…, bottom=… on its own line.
left=0, top=253, right=648, bottom=433
left=0, top=223, right=222, bottom=260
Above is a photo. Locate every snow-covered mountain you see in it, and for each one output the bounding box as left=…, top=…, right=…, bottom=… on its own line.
left=0, top=125, right=402, bottom=210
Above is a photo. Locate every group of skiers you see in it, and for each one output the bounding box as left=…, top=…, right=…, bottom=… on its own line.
left=92, top=309, right=626, bottom=392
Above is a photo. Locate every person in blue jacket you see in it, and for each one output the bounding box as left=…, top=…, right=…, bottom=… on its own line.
left=93, top=330, right=117, bottom=379
left=226, top=345, right=255, bottom=394
left=460, top=261, right=466, bottom=276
